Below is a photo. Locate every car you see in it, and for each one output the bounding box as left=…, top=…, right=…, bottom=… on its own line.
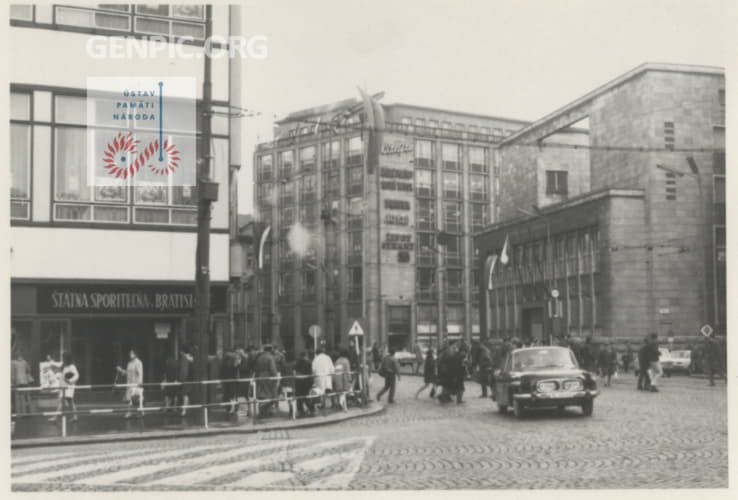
left=394, top=350, right=417, bottom=367
left=662, top=349, right=691, bottom=376
left=492, top=346, right=599, bottom=418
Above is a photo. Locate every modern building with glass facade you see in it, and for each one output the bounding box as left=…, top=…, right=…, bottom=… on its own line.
left=253, top=99, right=530, bottom=354
left=8, top=4, right=242, bottom=392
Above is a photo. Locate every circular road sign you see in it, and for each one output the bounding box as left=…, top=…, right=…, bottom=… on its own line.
left=550, top=289, right=560, bottom=299
left=308, top=324, right=321, bottom=338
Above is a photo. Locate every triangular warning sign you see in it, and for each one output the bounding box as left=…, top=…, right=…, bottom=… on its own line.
left=348, top=320, right=364, bottom=336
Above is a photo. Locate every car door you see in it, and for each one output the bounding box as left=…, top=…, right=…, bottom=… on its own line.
left=495, top=354, right=512, bottom=406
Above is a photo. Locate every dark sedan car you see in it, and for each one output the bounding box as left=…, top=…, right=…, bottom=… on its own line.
left=492, top=346, right=599, bottom=418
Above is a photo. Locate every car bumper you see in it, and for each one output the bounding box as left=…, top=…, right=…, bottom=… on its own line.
left=513, top=390, right=599, bottom=406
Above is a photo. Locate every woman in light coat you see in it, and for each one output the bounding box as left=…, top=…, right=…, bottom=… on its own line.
left=116, top=349, right=144, bottom=419
left=332, top=349, right=351, bottom=411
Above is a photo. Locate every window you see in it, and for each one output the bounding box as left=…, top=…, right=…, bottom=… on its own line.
left=348, top=232, right=362, bottom=263
left=469, top=147, right=487, bottom=173
left=546, top=170, right=568, bottom=195
left=468, top=125, right=477, bottom=136
left=321, top=140, right=340, bottom=170
left=400, top=117, right=413, bottom=133
left=278, top=272, right=292, bottom=299
left=470, top=174, right=488, bottom=201
left=441, top=143, right=460, bottom=170
left=470, top=203, right=489, bottom=232
left=348, top=197, right=363, bottom=229
left=428, top=119, right=438, bottom=129
left=346, top=167, right=363, bottom=196
left=300, top=203, right=318, bottom=227
left=714, top=152, right=726, bottom=175
left=302, top=269, right=316, bottom=299
left=444, top=202, right=463, bottom=233
left=415, top=140, right=433, bottom=168
left=10, top=93, right=32, bottom=220
left=416, top=199, right=436, bottom=230
left=322, top=171, right=339, bottom=199
left=417, top=305, right=438, bottom=333
left=280, top=206, right=295, bottom=228
left=259, top=183, right=273, bottom=205
left=347, top=267, right=362, bottom=300
left=414, top=118, right=426, bottom=129
left=443, top=172, right=461, bottom=199
left=417, top=268, right=436, bottom=291
left=258, top=155, right=273, bottom=182
left=346, top=136, right=363, bottom=166
left=300, top=173, right=317, bottom=201
left=279, top=179, right=295, bottom=205
left=299, top=146, right=316, bottom=171
left=10, top=5, right=33, bottom=21
left=278, top=150, right=293, bottom=178
left=415, top=169, right=435, bottom=197
left=388, top=306, right=411, bottom=334
left=664, top=122, right=675, bottom=151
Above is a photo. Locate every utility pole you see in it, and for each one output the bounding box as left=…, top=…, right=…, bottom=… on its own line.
left=195, top=4, right=217, bottom=405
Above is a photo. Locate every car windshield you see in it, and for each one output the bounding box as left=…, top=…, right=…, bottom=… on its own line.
left=511, top=348, right=578, bottom=371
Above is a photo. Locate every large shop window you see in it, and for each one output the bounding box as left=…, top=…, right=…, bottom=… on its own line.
left=54, top=4, right=206, bottom=41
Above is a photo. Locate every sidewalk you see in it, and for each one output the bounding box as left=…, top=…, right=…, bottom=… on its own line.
left=11, top=402, right=385, bottom=449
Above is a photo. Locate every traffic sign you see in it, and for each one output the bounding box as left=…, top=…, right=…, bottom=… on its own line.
left=550, top=289, right=559, bottom=299
left=308, top=324, right=321, bottom=338
left=348, top=319, right=365, bottom=336
left=700, top=324, right=713, bottom=337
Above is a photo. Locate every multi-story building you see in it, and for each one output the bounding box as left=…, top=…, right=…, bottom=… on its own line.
left=475, top=63, right=726, bottom=342
left=254, top=99, right=528, bottom=355
left=9, top=4, right=242, bottom=388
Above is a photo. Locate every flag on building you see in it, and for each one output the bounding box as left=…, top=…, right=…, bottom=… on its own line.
left=357, top=87, right=385, bottom=175
left=500, top=235, right=510, bottom=265
left=484, top=254, right=498, bottom=290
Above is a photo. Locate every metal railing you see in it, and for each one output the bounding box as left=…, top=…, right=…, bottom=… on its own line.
left=11, top=370, right=368, bottom=438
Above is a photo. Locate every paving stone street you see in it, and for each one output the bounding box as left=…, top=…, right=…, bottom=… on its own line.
left=11, top=374, right=728, bottom=491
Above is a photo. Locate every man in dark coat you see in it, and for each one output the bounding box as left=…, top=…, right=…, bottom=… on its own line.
left=637, top=336, right=652, bottom=391
left=254, top=345, right=279, bottom=416
left=477, top=345, right=493, bottom=398
left=703, top=334, right=720, bottom=387
left=294, top=351, right=315, bottom=417
left=622, top=341, right=634, bottom=373
left=447, top=344, right=466, bottom=404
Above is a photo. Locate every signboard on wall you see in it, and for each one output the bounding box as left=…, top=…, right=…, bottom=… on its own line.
left=36, top=284, right=227, bottom=314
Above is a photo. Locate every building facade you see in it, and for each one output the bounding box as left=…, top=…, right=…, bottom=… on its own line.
left=253, top=100, right=528, bottom=354
left=476, top=63, right=726, bottom=342
left=9, top=4, right=242, bottom=389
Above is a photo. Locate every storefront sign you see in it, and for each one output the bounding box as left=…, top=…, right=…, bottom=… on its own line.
left=37, top=285, right=226, bottom=314
left=384, top=199, right=410, bottom=211
left=381, top=142, right=413, bottom=155
left=382, top=233, right=413, bottom=250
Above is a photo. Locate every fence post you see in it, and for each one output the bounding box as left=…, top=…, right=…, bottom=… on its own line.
left=61, top=415, right=67, bottom=438
left=203, top=406, right=209, bottom=429
left=251, top=379, right=258, bottom=425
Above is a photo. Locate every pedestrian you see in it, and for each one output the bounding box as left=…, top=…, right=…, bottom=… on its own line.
left=47, top=353, right=79, bottom=422
left=116, top=349, right=143, bottom=419
left=448, top=343, right=466, bottom=404
left=646, top=333, right=662, bottom=392
left=703, top=334, right=720, bottom=387
left=11, top=351, right=34, bottom=416
left=598, top=341, right=617, bottom=387
left=254, top=344, right=279, bottom=417
left=371, top=342, right=381, bottom=372
left=622, top=341, right=633, bottom=374
left=582, top=336, right=597, bottom=373
left=294, top=352, right=315, bottom=417
left=347, top=339, right=360, bottom=394
left=162, top=349, right=179, bottom=413
left=178, top=345, right=194, bottom=416
left=221, top=346, right=242, bottom=414
left=312, top=346, right=335, bottom=408
left=636, top=336, right=651, bottom=390
left=333, top=349, right=351, bottom=411
left=415, top=347, right=438, bottom=398
left=477, top=344, right=493, bottom=398
left=376, top=348, right=400, bottom=403
left=414, top=342, right=424, bottom=375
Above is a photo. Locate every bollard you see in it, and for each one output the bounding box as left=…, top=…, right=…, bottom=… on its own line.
left=61, top=415, right=67, bottom=438
left=203, top=407, right=209, bottom=429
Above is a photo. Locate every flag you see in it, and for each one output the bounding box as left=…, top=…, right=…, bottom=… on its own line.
left=313, top=116, right=322, bottom=135
left=357, top=87, right=385, bottom=175
left=484, top=254, right=499, bottom=291
left=500, top=235, right=510, bottom=265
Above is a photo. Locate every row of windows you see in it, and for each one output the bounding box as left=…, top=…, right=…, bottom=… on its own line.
left=414, top=141, right=489, bottom=173
left=277, top=267, right=362, bottom=302
left=399, top=117, right=516, bottom=141
left=11, top=4, right=207, bottom=41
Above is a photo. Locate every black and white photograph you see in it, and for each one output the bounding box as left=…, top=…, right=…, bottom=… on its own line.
left=3, top=0, right=734, bottom=494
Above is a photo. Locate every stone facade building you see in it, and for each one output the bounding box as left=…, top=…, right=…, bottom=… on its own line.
left=476, top=63, right=726, bottom=342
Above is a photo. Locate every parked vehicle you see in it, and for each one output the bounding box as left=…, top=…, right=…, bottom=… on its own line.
left=394, top=350, right=417, bottom=367
left=662, top=349, right=692, bottom=376
left=492, top=346, right=599, bottom=418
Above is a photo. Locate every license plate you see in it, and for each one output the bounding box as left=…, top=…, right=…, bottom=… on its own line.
left=549, top=392, right=577, bottom=399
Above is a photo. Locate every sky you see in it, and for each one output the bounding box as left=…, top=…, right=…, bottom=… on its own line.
left=237, top=0, right=729, bottom=213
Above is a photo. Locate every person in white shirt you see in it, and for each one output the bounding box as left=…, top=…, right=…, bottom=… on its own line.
left=311, top=348, right=335, bottom=405
left=48, top=353, right=79, bottom=422
left=116, top=349, right=144, bottom=419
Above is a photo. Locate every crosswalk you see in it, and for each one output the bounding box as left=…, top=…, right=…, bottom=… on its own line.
left=12, top=435, right=375, bottom=490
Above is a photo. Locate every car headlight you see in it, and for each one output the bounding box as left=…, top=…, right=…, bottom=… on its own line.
left=562, top=380, right=583, bottom=391
left=536, top=381, right=558, bottom=393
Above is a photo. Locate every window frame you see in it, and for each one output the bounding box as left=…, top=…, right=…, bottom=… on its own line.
left=10, top=91, right=34, bottom=221
left=545, top=170, right=569, bottom=195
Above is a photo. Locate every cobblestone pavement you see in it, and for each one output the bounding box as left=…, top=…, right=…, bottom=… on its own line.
left=11, top=375, right=728, bottom=491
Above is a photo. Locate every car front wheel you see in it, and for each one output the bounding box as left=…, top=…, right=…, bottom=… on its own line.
left=513, top=399, right=524, bottom=419
left=581, top=400, right=594, bottom=417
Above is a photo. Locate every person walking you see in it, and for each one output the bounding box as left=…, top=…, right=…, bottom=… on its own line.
left=376, top=348, right=400, bottom=403
left=413, top=343, right=424, bottom=375
left=622, top=341, right=633, bottom=374
left=254, top=345, right=279, bottom=417
left=162, top=349, right=179, bottom=413
left=703, top=334, right=720, bottom=387
left=415, top=348, right=438, bottom=398
left=646, top=333, right=662, bottom=392
left=178, top=345, right=194, bottom=416
left=477, top=344, right=493, bottom=398
left=332, top=349, right=351, bottom=411
left=636, top=336, right=651, bottom=390
left=448, top=343, right=466, bottom=404
left=116, top=349, right=143, bottom=419
left=598, top=341, right=617, bottom=387
left=221, top=346, right=242, bottom=414
left=371, top=343, right=381, bottom=372
left=49, top=353, right=79, bottom=422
